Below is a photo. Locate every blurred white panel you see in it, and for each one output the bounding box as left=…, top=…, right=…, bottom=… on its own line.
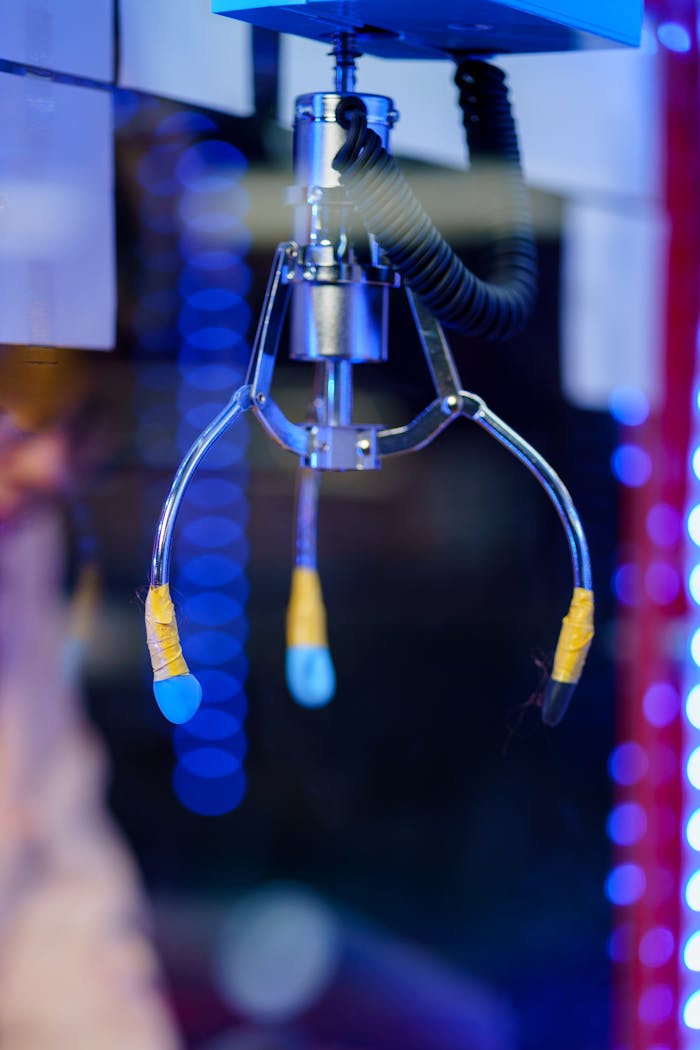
left=501, top=40, right=660, bottom=202
left=0, top=0, right=113, bottom=82
left=0, top=73, right=115, bottom=349
left=561, top=200, right=666, bottom=410
left=280, top=33, right=660, bottom=201
left=120, top=0, right=253, bottom=115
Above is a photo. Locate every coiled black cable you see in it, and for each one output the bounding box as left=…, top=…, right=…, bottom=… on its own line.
left=332, top=60, right=537, bottom=341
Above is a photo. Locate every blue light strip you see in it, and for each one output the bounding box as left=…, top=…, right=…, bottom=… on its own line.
left=606, top=383, right=684, bottom=1045
left=124, top=92, right=251, bottom=816
left=171, top=131, right=251, bottom=817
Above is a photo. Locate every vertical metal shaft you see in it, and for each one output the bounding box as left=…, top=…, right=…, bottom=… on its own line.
left=321, top=359, right=353, bottom=425
left=333, top=32, right=358, bottom=94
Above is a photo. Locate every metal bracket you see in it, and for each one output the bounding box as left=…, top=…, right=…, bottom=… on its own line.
left=304, top=423, right=380, bottom=471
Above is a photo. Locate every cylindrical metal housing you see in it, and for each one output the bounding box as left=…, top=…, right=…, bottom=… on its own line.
left=293, top=92, right=395, bottom=191
left=290, top=91, right=396, bottom=365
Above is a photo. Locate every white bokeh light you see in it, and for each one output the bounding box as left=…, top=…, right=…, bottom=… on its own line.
left=691, top=629, right=700, bottom=668
left=686, top=871, right=700, bottom=911
left=685, top=931, right=700, bottom=971
left=688, top=505, right=700, bottom=545
left=688, top=748, right=700, bottom=790
left=687, top=686, right=700, bottom=729
left=685, top=990, right=700, bottom=1029
left=687, top=810, right=700, bottom=851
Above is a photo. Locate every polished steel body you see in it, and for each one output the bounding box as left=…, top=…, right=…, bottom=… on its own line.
left=290, top=91, right=396, bottom=366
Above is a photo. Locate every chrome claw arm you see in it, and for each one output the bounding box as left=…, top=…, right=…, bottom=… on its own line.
left=377, top=290, right=465, bottom=457
left=466, top=396, right=592, bottom=591
left=466, top=398, right=594, bottom=725
left=246, top=241, right=308, bottom=454
left=151, top=384, right=253, bottom=588
left=406, top=289, right=463, bottom=401
left=246, top=242, right=294, bottom=397
left=256, top=397, right=309, bottom=456
left=377, top=398, right=459, bottom=457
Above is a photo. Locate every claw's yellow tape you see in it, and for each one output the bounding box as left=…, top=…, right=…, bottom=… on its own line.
left=286, top=567, right=328, bottom=648
left=145, top=583, right=189, bottom=681
left=551, top=587, right=595, bottom=685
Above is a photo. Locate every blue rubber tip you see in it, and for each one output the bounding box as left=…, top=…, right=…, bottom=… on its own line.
left=286, top=645, right=336, bottom=708
left=153, top=674, right=203, bottom=724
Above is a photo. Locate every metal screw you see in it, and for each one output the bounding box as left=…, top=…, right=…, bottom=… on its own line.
left=256, top=392, right=267, bottom=405
left=442, top=395, right=460, bottom=414
left=357, top=439, right=371, bottom=455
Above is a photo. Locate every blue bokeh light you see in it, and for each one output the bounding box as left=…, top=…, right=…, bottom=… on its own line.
left=650, top=506, right=680, bottom=554
left=608, top=386, right=649, bottom=427
left=606, top=803, right=647, bottom=847
left=180, top=363, right=242, bottom=391
left=180, top=746, right=241, bottom=778
left=182, top=325, right=244, bottom=352
left=186, top=288, right=242, bottom=312
left=187, top=477, right=246, bottom=511
left=186, top=630, right=243, bottom=666
left=178, top=204, right=249, bottom=236
left=182, top=515, right=243, bottom=549
left=174, top=708, right=242, bottom=743
left=645, top=561, right=680, bottom=605
left=183, top=591, right=243, bottom=628
left=643, top=682, right=679, bottom=728
left=181, top=250, right=247, bottom=273
left=605, top=863, right=646, bottom=906
left=175, top=724, right=248, bottom=763
left=609, top=742, right=649, bottom=785
left=180, top=261, right=251, bottom=297
left=181, top=553, right=245, bottom=587
left=173, top=764, right=247, bottom=816
left=611, top=444, right=652, bottom=487
left=176, top=140, right=246, bottom=193
left=193, top=668, right=246, bottom=707
left=657, top=21, right=692, bottom=53
left=613, top=563, right=641, bottom=606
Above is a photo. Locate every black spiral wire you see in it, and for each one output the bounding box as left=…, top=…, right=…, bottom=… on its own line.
left=332, top=60, right=537, bottom=341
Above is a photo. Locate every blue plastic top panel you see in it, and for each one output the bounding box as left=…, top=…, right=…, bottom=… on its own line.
left=213, top=0, right=642, bottom=58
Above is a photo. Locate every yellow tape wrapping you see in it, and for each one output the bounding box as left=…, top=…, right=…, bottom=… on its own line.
left=286, top=567, right=328, bottom=648
left=551, top=587, right=595, bottom=685
left=145, top=584, right=189, bottom=681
